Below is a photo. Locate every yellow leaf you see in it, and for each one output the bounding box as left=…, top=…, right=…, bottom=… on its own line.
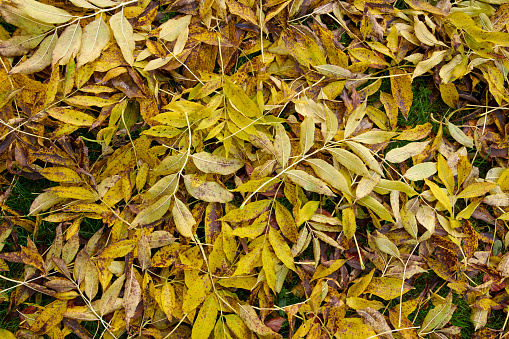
left=344, top=141, right=383, bottom=175
left=400, top=205, right=418, bottom=239
left=412, top=50, right=448, bottom=79
left=351, top=131, right=397, bottom=144
left=405, top=0, right=446, bottom=15
left=275, top=201, right=298, bottom=243
left=184, top=175, right=234, bottom=203
left=124, top=267, right=142, bottom=325
left=306, top=158, right=351, bottom=195
left=447, top=121, right=474, bottom=148
left=77, top=17, right=110, bottom=68
left=385, top=141, right=430, bottom=163
left=0, top=330, right=16, bottom=339
left=0, top=34, right=45, bottom=57
left=46, top=107, right=94, bottom=126
left=356, top=171, right=381, bottom=200
left=274, top=124, right=291, bottom=168
left=172, top=197, right=196, bottom=238
left=342, top=207, right=356, bottom=240
left=30, top=300, right=67, bottom=334
left=192, top=151, right=244, bottom=175
left=269, top=228, right=296, bottom=271
left=404, top=162, right=437, bottom=181
left=65, top=95, right=118, bottom=107
left=314, top=64, right=355, bottom=79
left=233, top=243, right=263, bottom=276
left=9, top=33, right=57, bottom=74
left=159, top=15, right=192, bottom=42
left=191, top=294, right=219, bottom=339
left=328, top=148, right=369, bottom=176
left=109, top=11, right=135, bottom=65
left=99, top=274, right=125, bottom=316
left=131, top=195, right=172, bottom=228
left=344, top=101, right=367, bottom=138
left=335, top=318, right=377, bottom=338
left=225, top=0, right=258, bottom=25
left=52, top=23, right=81, bottom=66
left=311, top=259, right=347, bottom=281
left=359, top=196, right=395, bottom=222
left=438, top=155, right=455, bottom=195
left=347, top=269, right=375, bottom=297
left=11, top=0, right=72, bottom=24
left=296, top=201, right=319, bottom=226
left=379, top=92, right=398, bottom=130
left=414, top=19, right=446, bottom=47
left=457, top=182, right=497, bottom=199
left=373, top=235, right=400, bottom=259
left=39, top=167, right=82, bottom=184
left=46, top=186, right=97, bottom=201
left=395, top=122, right=433, bottom=141
left=240, top=304, right=282, bottom=339
left=389, top=69, right=413, bottom=119
left=425, top=179, right=452, bottom=214
left=364, top=277, right=413, bottom=300
left=375, top=179, right=418, bottom=197
left=224, top=78, right=261, bottom=118
left=286, top=169, right=335, bottom=197
left=457, top=156, right=472, bottom=187
left=262, top=242, right=277, bottom=292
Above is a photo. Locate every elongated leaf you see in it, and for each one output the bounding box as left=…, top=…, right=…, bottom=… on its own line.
left=77, top=17, right=110, bottom=67
left=344, top=141, right=383, bottom=175
left=275, top=201, right=298, bottom=243
left=328, top=148, right=369, bottom=176
left=300, top=116, right=315, bottom=154
left=11, top=0, right=73, bottom=24
left=274, top=124, right=291, bottom=168
left=30, top=300, right=67, bottom=334
left=52, top=23, right=81, bottom=66
left=172, top=197, right=195, bottom=238
left=344, top=101, right=367, bottom=138
left=447, top=121, right=474, bottom=148
left=385, top=141, right=429, bottom=163
left=269, top=228, right=296, bottom=271
left=412, top=50, right=448, bottom=79
left=192, top=152, right=244, bottom=175
left=458, top=182, right=497, bottom=199
left=306, top=158, right=350, bottom=195
left=10, top=32, right=57, bottom=74
left=286, top=170, right=335, bottom=196
left=191, top=294, right=218, bottom=339
left=39, top=167, right=82, bottom=184
left=404, top=162, right=437, bottom=181
left=0, top=34, right=45, bottom=57
left=46, top=107, right=94, bottom=126
left=184, top=175, right=234, bottom=203
left=159, top=15, right=192, bottom=42
left=131, top=195, right=173, bottom=228
left=425, top=179, right=452, bottom=214
left=110, top=11, right=134, bottom=65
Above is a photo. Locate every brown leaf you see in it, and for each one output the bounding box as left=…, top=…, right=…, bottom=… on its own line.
left=124, top=267, right=142, bottom=327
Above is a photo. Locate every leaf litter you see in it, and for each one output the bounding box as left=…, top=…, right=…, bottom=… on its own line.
left=0, top=0, right=508, bottom=338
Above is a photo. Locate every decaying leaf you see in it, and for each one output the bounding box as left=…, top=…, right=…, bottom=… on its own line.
left=0, top=0, right=507, bottom=336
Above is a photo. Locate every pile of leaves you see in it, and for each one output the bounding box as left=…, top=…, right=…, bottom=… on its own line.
left=0, top=0, right=509, bottom=337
